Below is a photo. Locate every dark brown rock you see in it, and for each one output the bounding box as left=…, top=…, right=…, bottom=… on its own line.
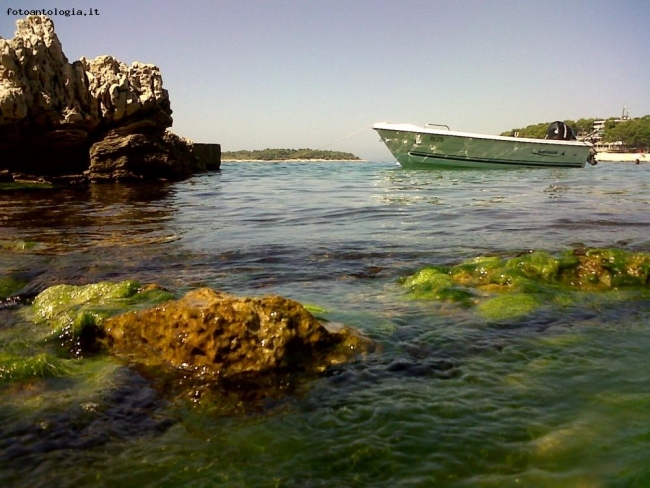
left=193, top=143, right=222, bottom=171
left=87, top=129, right=196, bottom=181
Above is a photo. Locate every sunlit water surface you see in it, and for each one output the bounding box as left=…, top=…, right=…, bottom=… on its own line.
left=1, top=162, right=650, bottom=487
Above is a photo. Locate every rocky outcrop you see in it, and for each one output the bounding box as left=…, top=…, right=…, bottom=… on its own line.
left=0, top=15, right=213, bottom=182
left=102, top=288, right=374, bottom=380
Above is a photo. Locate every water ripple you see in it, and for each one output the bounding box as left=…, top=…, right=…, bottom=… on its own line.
left=2, top=162, right=650, bottom=487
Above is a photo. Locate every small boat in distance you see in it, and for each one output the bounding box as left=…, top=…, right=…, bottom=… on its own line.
left=373, top=122, right=597, bottom=169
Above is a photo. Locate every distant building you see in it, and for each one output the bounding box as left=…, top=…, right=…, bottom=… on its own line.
left=587, top=106, right=631, bottom=152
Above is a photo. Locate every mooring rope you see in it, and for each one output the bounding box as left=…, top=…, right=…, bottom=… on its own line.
left=313, top=124, right=374, bottom=151
left=243, top=124, right=374, bottom=160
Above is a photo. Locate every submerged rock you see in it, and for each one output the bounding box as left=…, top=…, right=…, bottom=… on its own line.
left=404, top=248, right=650, bottom=320
left=0, top=274, right=29, bottom=299
left=102, top=288, right=373, bottom=380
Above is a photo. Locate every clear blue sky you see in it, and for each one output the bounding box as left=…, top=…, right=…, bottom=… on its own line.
left=2, top=0, right=649, bottom=161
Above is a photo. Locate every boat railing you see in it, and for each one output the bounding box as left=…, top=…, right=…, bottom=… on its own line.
left=426, top=123, right=450, bottom=130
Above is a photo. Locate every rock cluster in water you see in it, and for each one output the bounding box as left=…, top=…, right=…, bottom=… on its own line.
left=0, top=15, right=217, bottom=183
left=404, top=248, right=650, bottom=321
left=21, top=281, right=373, bottom=403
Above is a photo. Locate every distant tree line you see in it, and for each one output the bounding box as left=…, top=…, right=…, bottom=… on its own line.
left=222, top=148, right=361, bottom=160
left=501, top=115, right=650, bottom=150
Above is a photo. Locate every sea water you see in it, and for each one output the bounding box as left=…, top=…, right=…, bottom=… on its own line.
left=1, top=161, right=649, bottom=487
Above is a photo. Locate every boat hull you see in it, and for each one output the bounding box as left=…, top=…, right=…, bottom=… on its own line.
left=373, top=123, right=594, bottom=169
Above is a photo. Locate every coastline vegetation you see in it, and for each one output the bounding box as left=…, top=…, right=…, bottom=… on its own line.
left=222, top=148, right=361, bottom=161
left=502, top=114, right=650, bottom=150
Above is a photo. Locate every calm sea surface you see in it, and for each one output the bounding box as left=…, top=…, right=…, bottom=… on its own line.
left=1, top=161, right=650, bottom=487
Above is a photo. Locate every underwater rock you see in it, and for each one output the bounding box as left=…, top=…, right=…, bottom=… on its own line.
left=0, top=365, right=174, bottom=461
left=476, top=293, right=541, bottom=321
left=404, top=248, right=650, bottom=321
left=102, top=288, right=374, bottom=380
left=0, top=274, right=29, bottom=299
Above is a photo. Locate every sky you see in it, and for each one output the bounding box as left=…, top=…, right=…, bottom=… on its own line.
left=2, top=0, right=649, bottom=161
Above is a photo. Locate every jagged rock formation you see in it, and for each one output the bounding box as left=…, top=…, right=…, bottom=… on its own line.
left=0, top=15, right=217, bottom=182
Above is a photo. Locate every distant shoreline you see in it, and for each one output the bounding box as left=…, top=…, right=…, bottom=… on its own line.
left=596, top=152, right=648, bottom=162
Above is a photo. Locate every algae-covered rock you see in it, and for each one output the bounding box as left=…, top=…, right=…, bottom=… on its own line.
left=102, top=288, right=374, bottom=380
left=477, top=294, right=541, bottom=321
left=506, top=251, right=562, bottom=281
left=0, top=275, right=29, bottom=299
left=23, top=282, right=373, bottom=407
left=403, top=267, right=475, bottom=304
left=568, top=248, right=650, bottom=290
left=404, top=248, right=650, bottom=320
left=0, top=352, right=73, bottom=383
left=0, top=240, right=41, bottom=252
left=30, top=281, right=175, bottom=353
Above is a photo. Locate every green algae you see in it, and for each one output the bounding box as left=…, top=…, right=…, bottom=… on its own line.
left=506, top=251, right=563, bottom=281
left=31, top=281, right=139, bottom=341
left=0, top=275, right=29, bottom=298
left=0, top=353, right=125, bottom=426
left=0, top=281, right=175, bottom=392
left=28, top=281, right=175, bottom=351
left=477, top=293, right=541, bottom=321
left=403, top=267, right=475, bottom=305
left=0, top=182, right=56, bottom=191
left=303, top=304, right=328, bottom=315
left=0, top=240, right=41, bottom=252
left=404, top=248, right=650, bottom=320
left=579, top=248, right=650, bottom=288
left=0, top=352, right=74, bottom=383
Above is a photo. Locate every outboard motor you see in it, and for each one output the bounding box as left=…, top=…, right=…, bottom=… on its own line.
left=546, top=121, right=576, bottom=141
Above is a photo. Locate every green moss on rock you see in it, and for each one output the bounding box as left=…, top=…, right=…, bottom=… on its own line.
left=506, top=251, right=561, bottom=281
left=0, top=275, right=29, bottom=299
left=404, top=267, right=475, bottom=304
left=29, top=281, right=175, bottom=350
left=0, top=240, right=41, bottom=252
left=477, top=294, right=541, bottom=321
left=0, top=352, right=73, bottom=382
left=404, top=248, right=650, bottom=320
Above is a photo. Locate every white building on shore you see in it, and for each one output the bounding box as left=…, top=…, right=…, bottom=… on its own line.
left=590, top=107, right=631, bottom=153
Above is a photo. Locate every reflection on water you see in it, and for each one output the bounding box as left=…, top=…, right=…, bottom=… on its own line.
left=0, top=183, right=180, bottom=252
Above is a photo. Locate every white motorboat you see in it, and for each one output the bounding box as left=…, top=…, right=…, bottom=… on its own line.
left=373, top=122, right=597, bottom=169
